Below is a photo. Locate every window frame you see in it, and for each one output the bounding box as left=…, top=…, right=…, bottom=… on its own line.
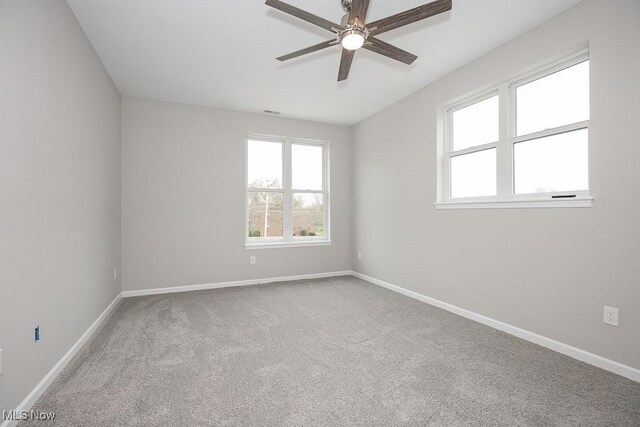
left=245, top=134, right=330, bottom=249
left=437, top=48, right=593, bottom=209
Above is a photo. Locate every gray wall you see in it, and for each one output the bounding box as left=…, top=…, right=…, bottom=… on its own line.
left=0, top=0, right=121, bottom=411
left=121, top=97, right=351, bottom=292
left=352, top=0, right=640, bottom=370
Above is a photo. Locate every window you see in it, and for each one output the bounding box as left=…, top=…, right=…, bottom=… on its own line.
left=438, top=49, right=592, bottom=209
left=246, top=136, right=329, bottom=248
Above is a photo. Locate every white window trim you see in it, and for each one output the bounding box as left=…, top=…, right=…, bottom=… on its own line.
left=245, top=134, right=330, bottom=249
left=436, top=47, right=593, bottom=209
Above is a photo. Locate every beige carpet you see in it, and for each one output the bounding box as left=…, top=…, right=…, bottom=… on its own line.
left=22, top=276, right=640, bottom=425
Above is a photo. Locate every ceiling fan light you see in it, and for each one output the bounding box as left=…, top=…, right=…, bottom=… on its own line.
left=341, top=31, right=365, bottom=50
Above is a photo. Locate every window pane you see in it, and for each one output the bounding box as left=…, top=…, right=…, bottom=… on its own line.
left=452, top=95, right=499, bottom=151
left=293, top=193, right=324, bottom=237
left=514, top=129, right=588, bottom=194
left=292, top=144, right=323, bottom=190
left=248, top=192, right=283, bottom=238
left=450, top=149, right=496, bottom=198
left=516, top=60, right=589, bottom=136
left=248, top=140, right=282, bottom=189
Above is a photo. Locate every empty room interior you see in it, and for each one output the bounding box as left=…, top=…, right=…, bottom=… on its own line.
left=1, top=0, right=640, bottom=425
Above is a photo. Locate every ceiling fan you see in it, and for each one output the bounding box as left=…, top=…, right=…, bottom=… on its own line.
left=265, top=0, right=452, bottom=81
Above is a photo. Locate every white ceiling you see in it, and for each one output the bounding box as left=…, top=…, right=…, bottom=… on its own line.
left=66, top=0, right=582, bottom=126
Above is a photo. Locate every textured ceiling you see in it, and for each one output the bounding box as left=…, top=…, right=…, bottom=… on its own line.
left=67, top=0, right=582, bottom=125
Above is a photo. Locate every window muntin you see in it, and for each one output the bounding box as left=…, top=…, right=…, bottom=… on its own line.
left=441, top=50, right=590, bottom=206
left=247, top=137, right=329, bottom=246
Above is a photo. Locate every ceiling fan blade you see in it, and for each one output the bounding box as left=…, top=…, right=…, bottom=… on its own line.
left=348, top=0, right=370, bottom=26
left=367, top=0, right=452, bottom=36
left=337, top=48, right=355, bottom=81
left=265, top=0, right=342, bottom=33
left=364, top=37, right=417, bottom=65
left=277, top=40, right=338, bottom=61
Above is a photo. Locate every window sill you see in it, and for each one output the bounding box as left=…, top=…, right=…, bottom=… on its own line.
left=245, top=240, right=332, bottom=250
left=435, top=196, right=593, bottom=210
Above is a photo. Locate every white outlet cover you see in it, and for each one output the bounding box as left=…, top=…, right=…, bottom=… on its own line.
left=603, top=306, right=619, bottom=327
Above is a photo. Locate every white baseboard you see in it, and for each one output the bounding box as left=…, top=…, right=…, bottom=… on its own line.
left=121, top=271, right=352, bottom=298
left=2, top=293, right=122, bottom=427
left=351, top=271, right=640, bottom=383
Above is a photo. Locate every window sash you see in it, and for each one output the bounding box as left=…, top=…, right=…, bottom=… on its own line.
left=292, top=191, right=326, bottom=240
left=509, top=54, right=589, bottom=140
left=441, top=49, right=590, bottom=204
left=246, top=136, right=329, bottom=246
left=247, top=138, right=284, bottom=190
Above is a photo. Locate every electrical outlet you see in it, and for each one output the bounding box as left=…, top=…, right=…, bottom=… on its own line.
left=358, top=251, right=362, bottom=260
left=250, top=256, right=256, bottom=265
left=603, top=306, right=619, bottom=326
left=113, top=268, right=118, bottom=280
left=35, top=326, right=40, bottom=342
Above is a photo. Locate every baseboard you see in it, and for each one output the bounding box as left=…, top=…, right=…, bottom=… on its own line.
left=350, top=271, right=640, bottom=383
left=121, top=271, right=352, bottom=298
left=2, top=293, right=122, bottom=427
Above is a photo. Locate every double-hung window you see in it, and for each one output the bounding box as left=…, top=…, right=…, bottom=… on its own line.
left=246, top=136, right=329, bottom=248
left=438, top=49, right=591, bottom=208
